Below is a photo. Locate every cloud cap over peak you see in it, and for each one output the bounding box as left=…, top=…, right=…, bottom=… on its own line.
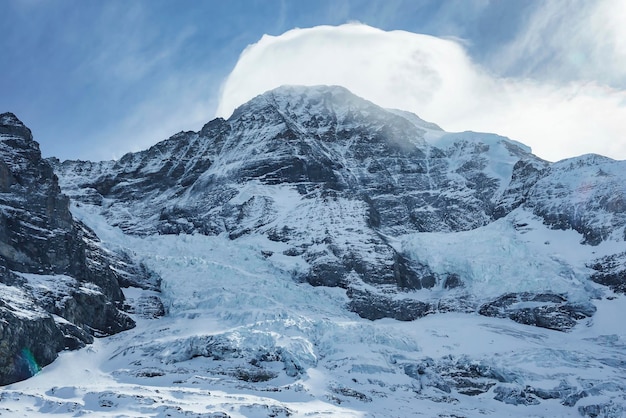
left=217, top=23, right=484, bottom=120
left=216, top=23, right=626, bottom=162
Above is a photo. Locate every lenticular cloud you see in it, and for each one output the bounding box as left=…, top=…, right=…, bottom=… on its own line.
left=216, top=23, right=626, bottom=162
left=216, top=24, right=486, bottom=124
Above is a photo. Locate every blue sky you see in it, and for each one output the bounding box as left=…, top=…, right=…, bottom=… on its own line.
left=1, top=0, right=624, bottom=161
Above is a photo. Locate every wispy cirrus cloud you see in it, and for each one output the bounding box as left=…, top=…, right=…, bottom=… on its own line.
left=1, top=1, right=222, bottom=160
left=216, top=21, right=626, bottom=162
left=491, top=0, right=626, bottom=88
left=74, top=3, right=196, bottom=84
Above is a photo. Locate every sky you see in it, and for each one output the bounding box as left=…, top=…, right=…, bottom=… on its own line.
left=1, top=0, right=625, bottom=162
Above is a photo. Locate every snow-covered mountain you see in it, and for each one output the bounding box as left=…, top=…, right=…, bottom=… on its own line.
left=2, top=86, right=626, bottom=417
left=50, top=86, right=624, bottom=326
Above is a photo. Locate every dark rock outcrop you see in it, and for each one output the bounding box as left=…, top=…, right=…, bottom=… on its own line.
left=0, top=113, right=151, bottom=385
left=402, top=355, right=623, bottom=410
left=0, top=267, right=94, bottom=384
left=478, top=292, right=596, bottom=331
left=347, top=288, right=433, bottom=321
left=403, top=355, right=514, bottom=397
left=588, top=252, right=626, bottom=294
left=493, top=386, right=541, bottom=405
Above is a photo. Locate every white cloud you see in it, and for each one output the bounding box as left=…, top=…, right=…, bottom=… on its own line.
left=216, top=23, right=626, bottom=162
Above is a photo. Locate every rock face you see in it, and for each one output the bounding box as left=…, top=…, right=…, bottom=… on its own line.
left=50, top=86, right=626, bottom=331
left=54, top=87, right=538, bottom=238
left=588, top=252, right=626, bottom=294
left=478, top=293, right=596, bottom=331
left=0, top=113, right=154, bottom=385
left=524, top=154, right=626, bottom=245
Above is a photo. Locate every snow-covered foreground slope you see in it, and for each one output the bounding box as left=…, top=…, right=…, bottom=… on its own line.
left=2, top=204, right=625, bottom=417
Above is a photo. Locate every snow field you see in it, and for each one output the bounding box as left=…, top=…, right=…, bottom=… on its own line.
left=398, top=208, right=616, bottom=302
left=3, top=200, right=626, bottom=417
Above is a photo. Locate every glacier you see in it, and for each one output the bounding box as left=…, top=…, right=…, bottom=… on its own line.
left=3, top=203, right=625, bottom=416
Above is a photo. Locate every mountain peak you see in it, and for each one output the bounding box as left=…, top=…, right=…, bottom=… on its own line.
left=268, top=84, right=353, bottom=97
left=1, top=112, right=25, bottom=127
left=231, top=84, right=376, bottom=118
left=260, top=84, right=357, bottom=102
left=228, top=85, right=432, bottom=152
left=0, top=112, right=33, bottom=143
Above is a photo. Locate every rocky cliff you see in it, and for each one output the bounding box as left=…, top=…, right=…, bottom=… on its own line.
left=0, top=113, right=156, bottom=385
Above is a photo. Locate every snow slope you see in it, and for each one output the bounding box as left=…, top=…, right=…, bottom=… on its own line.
left=2, top=202, right=626, bottom=417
